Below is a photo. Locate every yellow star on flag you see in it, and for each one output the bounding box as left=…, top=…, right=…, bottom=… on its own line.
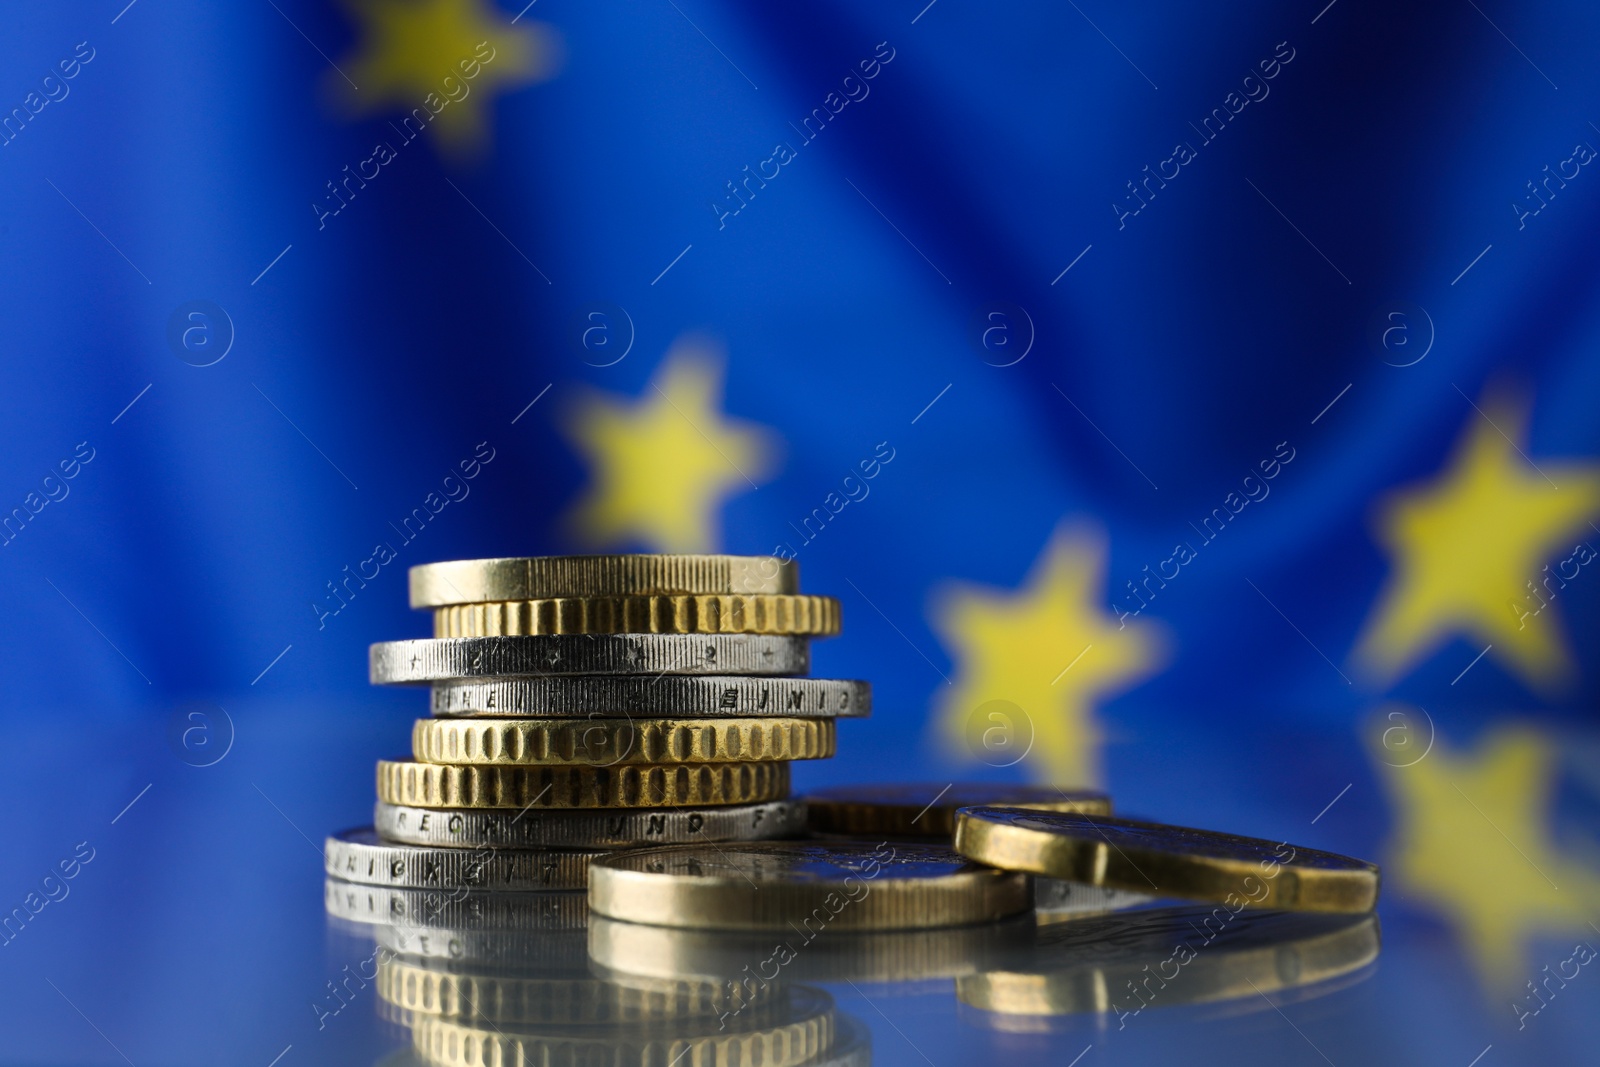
left=334, top=0, right=558, bottom=157
left=562, top=337, right=779, bottom=553
left=930, top=523, right=1167, bottom=786
left=1371, top=716, right=1600, bottom=998
left=1353, top=391, right=1600, bottom=693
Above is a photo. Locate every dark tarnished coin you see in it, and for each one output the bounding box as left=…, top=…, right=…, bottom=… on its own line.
left=374, top=800, right=807, bottom=849
left=323, top=828, right=602, bottom=891
left=804, top=782, right=1110, bottom=839
left=370, top=635, right=810, bottom=684
left=953, top=808, right=1380, bottom=914
left=588, top=841, right=1031, bottom=931
left=430, top=676, right=870, bottom=718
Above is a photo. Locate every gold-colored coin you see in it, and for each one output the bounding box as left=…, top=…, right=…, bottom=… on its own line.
left=376, top=957, right=774, bottom=1026
left=409, top=992, right=833, bottom=1067
left=435, top=594, right=840, bottom=638
left=588, top=841, right=1031, bottom=931
left=413, top=717, right=834, bottom=766
left=956, top=907, right=1380, bottom=1023
left=805, top=782, right=1110, bottom=839
left=410, top=555, right=796, bottom=608
left=377, top=759, right=790, bottom=810
left=953, top=808, right=1380, bottom=914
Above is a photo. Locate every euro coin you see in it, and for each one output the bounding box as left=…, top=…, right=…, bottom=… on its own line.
left=413, top=716, right=834, bottom=766
left=323, top=827, right=602, bottom=890
left=588, top=841, right=1031, bottom=931
left=805, top=782, right=1109, bottom=839
left=410, top=555, right=797, bottom=608
left=370, top=634, right=810, bottom=684
left=953, top=808, right=1380, bottom=914
left=430, top=676, right=869, bottom=719
left=324, top=879, right=590, bottom=931
left=377, top=759, right=791, bottom=810
left=375, top=800, right=807, bottom=849
left=434, top=594, right=840, bottom=637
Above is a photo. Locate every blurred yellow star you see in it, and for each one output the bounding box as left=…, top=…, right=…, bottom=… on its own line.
left=1353, top=391, right=1600, bottom=693
left=1372, top=716, right=1600, bottom=998
left=562, top=338, right=779, bottom=553
left=930, top=524, right=1167, bottom=786
left=335, top=0, right=557, bottom=157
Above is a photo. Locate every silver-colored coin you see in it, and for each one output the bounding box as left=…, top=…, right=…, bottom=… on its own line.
left=370, top=635, right=810, bottom=684
left=375, top=800, right=808, bottom=849
left=430, top=676, right=870, bottom=718
left=324, top=828, right=603, bottom=890
left=324, top=878, right=589, bottom=931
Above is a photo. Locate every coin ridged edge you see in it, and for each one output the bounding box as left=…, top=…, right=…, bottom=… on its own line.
left=435, top=594, right=840, bottom=637
left=413, top=717, right=835, bottom=766
left=410, top=556, right=798, bottom=608
left=376, top=760, right=792, bottom=810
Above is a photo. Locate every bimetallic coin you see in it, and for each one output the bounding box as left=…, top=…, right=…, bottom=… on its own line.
left=324, top=879, right=589, bottom=931
left=805, top=782, right=1110, bottom=839
left=377, top=759, right=791, bottom=810
left=435, top=594, right=840, bottom=638
left=588, top=841, right=1031, bottom=931
left=323, top=828, right=601, bottom=891
left=953, top=808, right=1380, bottom=914
left=430, top=676, right=870, bottom=719
left=413, top=717, right=834, bottom=766
left=375, top=800, right=807, bottom=850
left=371, top=635, right=810, bottom=684
left=410, top=555, right=797, bottom=608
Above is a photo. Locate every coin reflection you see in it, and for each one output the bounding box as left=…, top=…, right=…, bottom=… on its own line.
left=957, top=905, right=1379, bottom=1031
left=326, top=877, right=870, bottom=1066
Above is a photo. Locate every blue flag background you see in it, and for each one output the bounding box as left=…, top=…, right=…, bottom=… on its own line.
left=1, top=1, right=1598, bottom=1064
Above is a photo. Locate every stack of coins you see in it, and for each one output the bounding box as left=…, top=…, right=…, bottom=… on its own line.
left=325, top=554, right=868, bottom=897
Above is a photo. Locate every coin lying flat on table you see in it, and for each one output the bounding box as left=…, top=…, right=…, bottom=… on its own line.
left=430, top=676, right=870, bottom=719
left=410, top=555, right=797, bottom=608
left=953, top=808, right=1380, bottom=914
left=371, top=635, right=810, bottom=684
left=377, top=759, right=791, bottom=810
left=589, top=841, right=1032, bottom=931
left=413, top=716, right=835, bottom=766
left=375, top=800, right=807, bottom=849
left=324, top=827, right=603, bottom=890
left=435, top=594, right=841, bottom=638
left=804, top=782, right=1111, bottom=839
